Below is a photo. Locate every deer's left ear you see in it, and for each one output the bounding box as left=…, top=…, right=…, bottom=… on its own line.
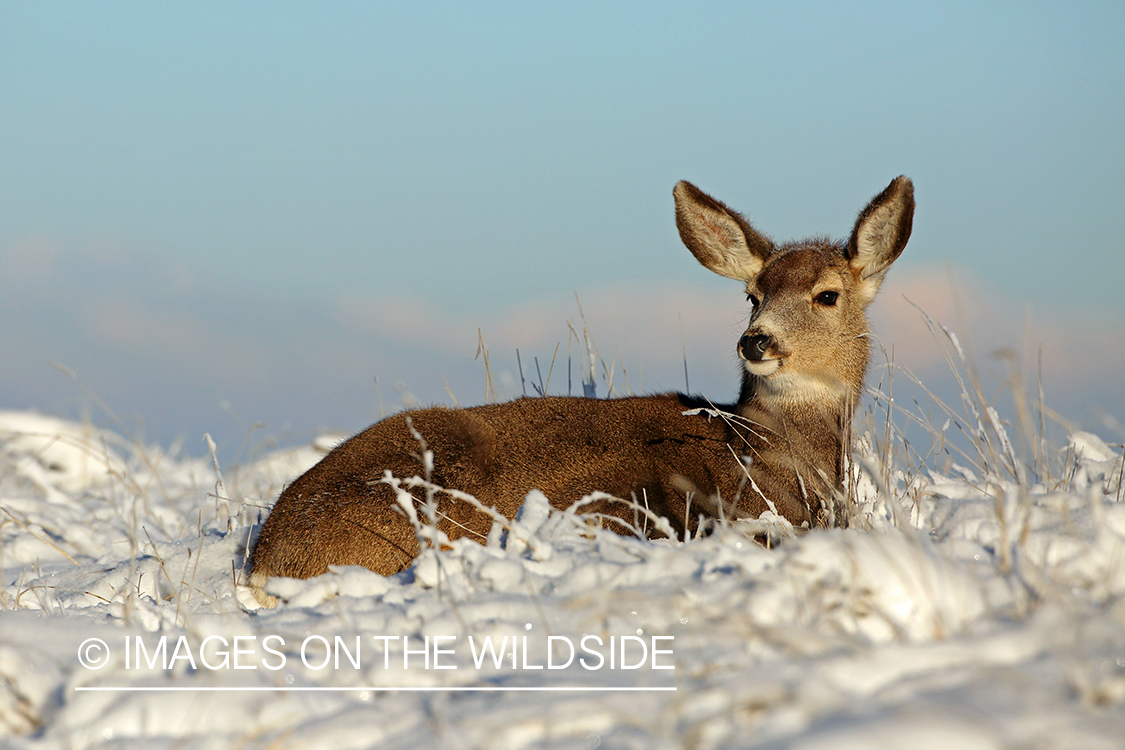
left=846, top=176, right=914, bottom=299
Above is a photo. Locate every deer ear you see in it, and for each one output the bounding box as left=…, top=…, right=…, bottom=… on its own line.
left=846, top=176, right=914, bottom=295
left=674, top=181, right=773, bottom=282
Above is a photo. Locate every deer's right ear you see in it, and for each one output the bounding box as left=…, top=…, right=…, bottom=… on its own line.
left=674, top=181, right=773, bottom=282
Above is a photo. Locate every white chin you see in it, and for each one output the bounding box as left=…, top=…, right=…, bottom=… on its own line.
left=743, top=358, right=780, bottom=377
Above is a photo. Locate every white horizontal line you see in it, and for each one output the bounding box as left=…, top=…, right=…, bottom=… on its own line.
left=75, top=686, right=677, bottom=692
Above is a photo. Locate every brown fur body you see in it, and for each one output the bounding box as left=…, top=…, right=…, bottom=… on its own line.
left=250, top=391, right=840, bottom=581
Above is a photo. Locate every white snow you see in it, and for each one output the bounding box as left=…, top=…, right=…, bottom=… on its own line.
left=1, top=406, right=1124, bottom=748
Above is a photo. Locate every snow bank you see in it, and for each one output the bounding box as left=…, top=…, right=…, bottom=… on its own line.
left=1, top=410, right=1123, bottom=748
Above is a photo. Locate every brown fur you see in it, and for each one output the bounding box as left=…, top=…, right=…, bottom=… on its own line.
left=249, top=176, right=915, bottom=603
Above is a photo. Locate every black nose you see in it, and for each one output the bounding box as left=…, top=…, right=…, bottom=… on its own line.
left=740, top=334, right=772, bottom=361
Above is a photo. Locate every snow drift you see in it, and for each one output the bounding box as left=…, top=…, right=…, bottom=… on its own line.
left=1, top=405, right=1123, bottom=748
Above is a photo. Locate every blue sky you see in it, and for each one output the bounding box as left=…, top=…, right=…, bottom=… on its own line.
left=2, top=2, right=1123, bottom=457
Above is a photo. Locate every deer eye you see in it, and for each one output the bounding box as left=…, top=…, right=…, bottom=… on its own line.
left=815, top=290, right=839, bottom=306
left=746, top=293, right=760, bottom=307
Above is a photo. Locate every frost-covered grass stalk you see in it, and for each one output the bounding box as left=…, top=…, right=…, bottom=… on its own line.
left=854, top=310, right=1124, bottom=623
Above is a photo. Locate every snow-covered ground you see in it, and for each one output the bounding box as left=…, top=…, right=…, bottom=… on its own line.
left=1, top=389, right=1124, bottom=748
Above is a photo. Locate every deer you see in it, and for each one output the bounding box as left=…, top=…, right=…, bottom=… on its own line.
left=248, top=176, right=914, bottom=604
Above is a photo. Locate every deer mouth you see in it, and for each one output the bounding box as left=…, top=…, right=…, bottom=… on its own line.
left=742, top=357, right=782, bottom=377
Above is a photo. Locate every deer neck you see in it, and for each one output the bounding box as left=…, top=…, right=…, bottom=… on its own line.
left=732, top=371, right=856, bottom=523
left=737, top=370, right=856, bottom=472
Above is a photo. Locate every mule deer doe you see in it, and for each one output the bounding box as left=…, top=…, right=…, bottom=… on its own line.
left=249, top=176, right=914, bottom=603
